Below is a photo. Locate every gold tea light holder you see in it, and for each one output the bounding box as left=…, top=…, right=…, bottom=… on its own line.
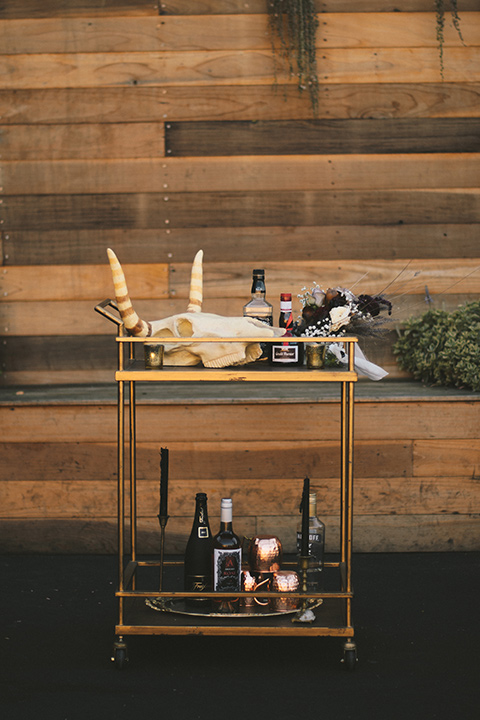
left=144, top=342, right=164, bottom=369
left=305, top=342, right=326, bottom=369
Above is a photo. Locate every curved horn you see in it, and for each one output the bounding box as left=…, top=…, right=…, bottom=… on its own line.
left=187, top=249, right=203, bottom=313
left=107, top=248, right=151, bottom=337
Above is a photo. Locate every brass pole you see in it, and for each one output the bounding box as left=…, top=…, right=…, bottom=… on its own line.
left=117, top=325, right=125, bottom=626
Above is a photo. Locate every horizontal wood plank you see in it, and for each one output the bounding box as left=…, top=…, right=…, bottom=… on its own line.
left=3, top=225, right=480, bottom=265
left=3, top=294, right=475, bottom=337
left=0, top=262, right=168, bottom=301
left=2, top=259, right=479, bottom=302
left=1, top=48, right=478, bottom=90
left=1, top=14, right=477, bottom=53
left=0, top=122, right=165, bottom=160
left=165, top=119, right=480, bottom=156
left=159, top=1, right=480, bottom=15
left=1, top=84, right=478, bottom=123
left=1, top=401, right=478, bottom=443
left=2, top=473, right=479, bottom=518
left=4, top=153, right=480, bottom=194
left=0, top=439, right=412, bottom=483
left=0, top=0, right=159, bottom=19
left=1, top=513, right=479, bottom=553
left=414, top=439, right=480, bottom=478
left=3, top=190, right=480, bottom=230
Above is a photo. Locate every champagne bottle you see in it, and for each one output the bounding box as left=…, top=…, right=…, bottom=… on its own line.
left=243, top=268, right=273, bottom=360
left=271, top=292, right=304, bottom=365
left=212, top=498, right=242, bottom=611
left=184, top=492, right=213, bottom=606
left=296, top=492, right=325, bottom=592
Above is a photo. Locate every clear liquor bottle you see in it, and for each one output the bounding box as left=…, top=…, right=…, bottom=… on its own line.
left=296, top=492, right=325, bottom=592
left=243, top=268, right=273, bottom=360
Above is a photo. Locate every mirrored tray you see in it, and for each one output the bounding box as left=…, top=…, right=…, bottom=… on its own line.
left=146, top=597, right=323, bottom=618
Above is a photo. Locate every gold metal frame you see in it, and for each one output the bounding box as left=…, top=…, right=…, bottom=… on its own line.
left=95, top=302, right=358, bottom=666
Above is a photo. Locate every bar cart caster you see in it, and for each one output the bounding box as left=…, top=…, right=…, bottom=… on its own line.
left=111, top=637, right=128, bottom=670
left=342, top=639, right=358, bottom=671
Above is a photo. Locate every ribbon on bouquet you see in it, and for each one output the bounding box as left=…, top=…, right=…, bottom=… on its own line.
left=327, top=343, right=388, bottom=381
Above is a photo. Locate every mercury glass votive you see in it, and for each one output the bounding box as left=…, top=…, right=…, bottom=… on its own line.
left=144, top=343, right=164, bottom=369
left=271, top=571, right=300, bottom=612
left=305, top=343, right=326, bottom=369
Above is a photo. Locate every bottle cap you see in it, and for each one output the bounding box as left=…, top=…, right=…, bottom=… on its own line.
left=221, top=498, right=232, bottom=509
left=253, top=269, right=265, bottom=276
left=280, top=293, right=292, bottom=301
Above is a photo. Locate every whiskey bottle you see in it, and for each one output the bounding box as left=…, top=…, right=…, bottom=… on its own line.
left=271, top=292, right=304, bottom=365
left=243, top=268, right=273, bottom=326
left=212, top=498, right=242, bottom=611
left=184, top=492, right=213, bottom=606
left=296, top=491, right=325, bottom=592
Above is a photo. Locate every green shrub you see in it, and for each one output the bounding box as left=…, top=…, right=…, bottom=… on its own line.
left=394, top=300, right=480, bottom=391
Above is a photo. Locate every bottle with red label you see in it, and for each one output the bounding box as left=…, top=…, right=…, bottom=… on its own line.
left=271, top=292, right=304, bottom=365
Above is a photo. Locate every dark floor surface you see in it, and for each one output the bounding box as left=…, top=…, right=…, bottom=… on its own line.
left=1, top=552, right=479, bottom=720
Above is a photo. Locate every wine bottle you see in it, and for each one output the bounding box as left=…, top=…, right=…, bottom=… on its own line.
left=184, top=492, right=213, bottom=606
left=271, top=292, right=304, bottom=365
left=243, top=268, right=273, bottom=360
left=296, top=491, right=325, bottom=592
left=212, top=498, right=242, bottom=611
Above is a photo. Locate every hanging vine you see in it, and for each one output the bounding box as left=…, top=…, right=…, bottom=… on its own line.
left=267, top=0, right=319, bottom=114
left=435, top=0, right=464, bottom=78
left=266, top=2, right=465, bottom=112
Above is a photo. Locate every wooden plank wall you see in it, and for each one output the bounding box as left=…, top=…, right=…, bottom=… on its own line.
left=0, top=0, right=479, bottom=384
left=0, top=0, right=479, bottom=553
left=1, top=385, right=479, bottom=553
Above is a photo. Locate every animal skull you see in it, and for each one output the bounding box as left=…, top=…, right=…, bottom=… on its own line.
left=107, top=248, right=284, bottom=367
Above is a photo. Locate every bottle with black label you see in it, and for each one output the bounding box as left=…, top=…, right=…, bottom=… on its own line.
left=243, top=268, right=273, bottom=360
left=271, top=292, right=304, bottom=365
left=212, top=498, right=242, bottom=612
left=296, top=491, right=325, bottom=592
left=184, top=492, right=213, bottom=607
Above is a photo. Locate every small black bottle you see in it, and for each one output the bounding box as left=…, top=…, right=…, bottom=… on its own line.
left=184, top=492, right=213, bottom=606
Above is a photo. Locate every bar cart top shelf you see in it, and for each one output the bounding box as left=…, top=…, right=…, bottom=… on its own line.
left=115, top=335, right=359, bottom=383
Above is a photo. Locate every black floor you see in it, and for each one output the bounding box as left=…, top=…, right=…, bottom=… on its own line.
left=1, top=553, right=479, bottom=720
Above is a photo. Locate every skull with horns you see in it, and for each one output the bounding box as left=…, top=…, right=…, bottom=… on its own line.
left=107, top=248, right=284, bottom=368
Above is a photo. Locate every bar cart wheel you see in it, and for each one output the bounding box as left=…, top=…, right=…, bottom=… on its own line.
left=111, top=637, right=128, bottom=670
left=342, top=639, right=358, bottom=671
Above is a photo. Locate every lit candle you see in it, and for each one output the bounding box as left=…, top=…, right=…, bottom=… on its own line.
left=159, top=447, right=169, bottom=518
left=272, top=571, right=300, bottom=612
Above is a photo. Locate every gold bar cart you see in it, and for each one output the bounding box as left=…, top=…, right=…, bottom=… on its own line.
left=97, top=302, right=358, bottom=670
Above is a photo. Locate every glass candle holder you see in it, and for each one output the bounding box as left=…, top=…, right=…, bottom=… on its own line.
left=271, top=571, right=300, bottom=612
left=305, top=343, right=326, bottom=369
left=144, top=343, right=164, bottom=369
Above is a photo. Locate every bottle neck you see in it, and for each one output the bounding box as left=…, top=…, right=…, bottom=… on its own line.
left=309, top=494, right=317, bottom=518
left=251, top=274, right=266, bottom=298
left=193, top=493, right=209, bottom=525
left=220, top=500, right=233, bottom=530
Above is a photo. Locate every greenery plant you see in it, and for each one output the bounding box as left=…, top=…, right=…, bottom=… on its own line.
left=435, top=0, right=464, bottom=77
left=267, top=0, right=319, bottom=114
left=394, top=301, right=480, bottom=391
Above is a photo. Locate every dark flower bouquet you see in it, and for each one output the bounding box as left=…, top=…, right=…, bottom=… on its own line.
left=292, top=283, right=392, bottom=380
left=293, top=283, right=392, bottom=338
